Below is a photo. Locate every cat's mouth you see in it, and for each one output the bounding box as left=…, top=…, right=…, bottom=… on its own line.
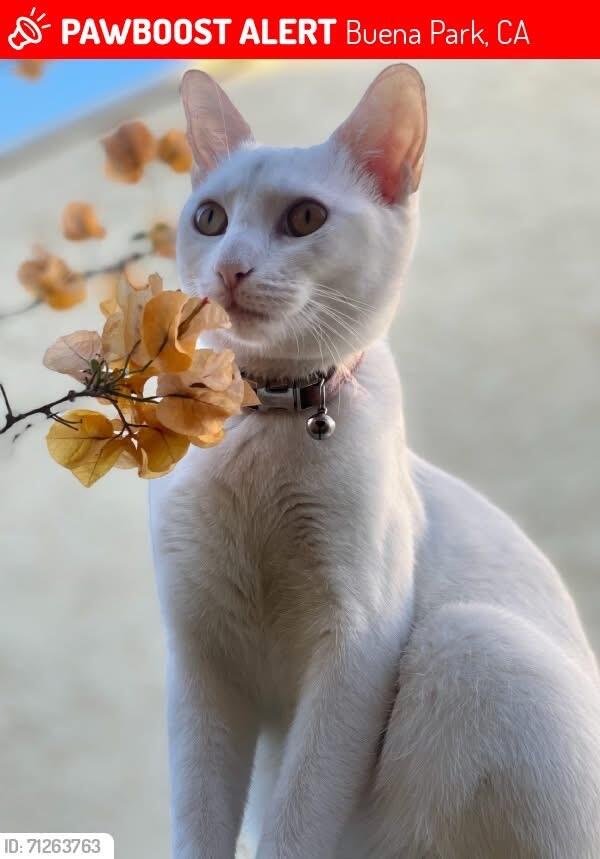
left=226, top=300, right=270, bottom=324
left=229, top=306, right=270, bottom=324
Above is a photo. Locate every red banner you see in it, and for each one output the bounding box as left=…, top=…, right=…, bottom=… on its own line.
left=2, top=0, right=600, bottom=59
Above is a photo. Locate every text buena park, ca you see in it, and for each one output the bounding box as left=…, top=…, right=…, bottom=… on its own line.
left=61, top=17, right=531, bottom=48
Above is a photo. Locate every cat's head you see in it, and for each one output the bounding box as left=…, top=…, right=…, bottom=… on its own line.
left=177, top=64, right=427, bottom=377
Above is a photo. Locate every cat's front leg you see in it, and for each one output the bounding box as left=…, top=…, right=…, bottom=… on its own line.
left=166, top=633, right=258, bottom=859
left=257, top=614, right=405, bottom=859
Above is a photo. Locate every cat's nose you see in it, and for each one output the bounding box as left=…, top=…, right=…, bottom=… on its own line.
left=217, top=263, right=254, bottom=293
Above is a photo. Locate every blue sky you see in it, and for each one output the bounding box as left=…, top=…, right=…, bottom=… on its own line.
left=0, top=60, right=181, bottom=153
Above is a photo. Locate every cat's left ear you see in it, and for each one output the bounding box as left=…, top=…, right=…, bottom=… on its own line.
left=181, top=70, right=254, bottom=186
left=332, top=64, right=427, bottom=203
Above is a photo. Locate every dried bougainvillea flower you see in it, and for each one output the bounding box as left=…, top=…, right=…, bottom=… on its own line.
left=101, top=271, right=163, bottom=366
left=18, top=247, right=86, bottom=310
left=132, top=404, right=190, bottom=478
left=43, top=331, right=103, bottom=382
left=15, top=60, right=45, bottom=80
left=157, top=129, right=193, bottom=174
left=101, top=120, right=156, bottom=184
left=156, top=351, right=259, bottom=445
left=149, top=222, right=176, bottom=259
left=62, top=202, right=106, bottom=241
left=142, top=291, right=232, bottom=374
left=46, top=410, right=131, bottom=487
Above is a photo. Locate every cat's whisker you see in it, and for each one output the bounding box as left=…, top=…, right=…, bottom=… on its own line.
left=311, top=315, right=345, bottom=370
left=316, top=320, right=356, bottom=364
left=308, top=295, right=372, bottom=326
left=259, top=277, right=375, bottom=315
left=307, top=299, right=363, bottom=347
left=292, top=305, right=324, bottom=368
left=287, top=313, right=301, bottom=359
left=302, top=307, right=337, bottom=370
left=310, top=282, right=377, bottom=311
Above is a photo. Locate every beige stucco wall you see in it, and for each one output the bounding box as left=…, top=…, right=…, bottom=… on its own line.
left=1, top=61, right=599, bottom=857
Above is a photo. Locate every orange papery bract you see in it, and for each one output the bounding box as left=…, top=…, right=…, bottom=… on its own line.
left=157, top=129, right=193, bottom=174
left=62, top=202, right=106, bottom=241
left=38, top=274, right=253, bottom=486
left=149, top=222, right=177, bottom=259
left=102, top=120, right=157, bottom=184
left=18, top=247, right=86, bottom=310
left=16, top=60, right=45, bottom=80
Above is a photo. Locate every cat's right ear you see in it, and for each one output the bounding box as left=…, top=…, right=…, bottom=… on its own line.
left=181, top=70, right=254, bottom=186
left=332, top=64, right=427, bottom=203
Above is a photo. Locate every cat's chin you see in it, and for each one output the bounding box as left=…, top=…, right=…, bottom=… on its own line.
left=220, top=305, right=302, bottom=350
left=226, top=304, right=271, bottom=328
left=203, top=306, right=354, bottom=381
left=206, top=327, right=331, bottom=382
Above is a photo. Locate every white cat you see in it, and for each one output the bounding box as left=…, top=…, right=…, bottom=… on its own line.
left=149, top=65, right=600, bottom=858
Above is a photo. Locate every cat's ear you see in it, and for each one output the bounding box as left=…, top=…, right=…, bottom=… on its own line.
left=332, top=64, right=427, bottom=203
left=181, top=70, right=254, bottom=186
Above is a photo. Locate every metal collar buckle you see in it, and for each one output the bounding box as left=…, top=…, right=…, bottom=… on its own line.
left=254, top=381, right=302, bottom=412
left=248, top=373, right=336, bottom=440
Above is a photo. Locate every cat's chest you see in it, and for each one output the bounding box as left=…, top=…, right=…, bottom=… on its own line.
left=152, top=413, right=354, bottom=615
left=152, top=414, right=363, bottom=703
left=151, top=394, right=415, bottom=706
left=198, top=413, right=338, bottom=547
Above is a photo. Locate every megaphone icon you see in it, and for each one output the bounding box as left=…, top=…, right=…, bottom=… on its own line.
left=8, top=8, right=50, bottom=50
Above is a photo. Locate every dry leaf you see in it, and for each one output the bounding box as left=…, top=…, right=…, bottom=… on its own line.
left=62, top=202, right=106, bottom=241
left=46, top=410, right=126, bottom=487
left=136, top=425, right=190, bottom=478
left=112, top=435, right=138, bottom=469
left=149, top=222, right=176, bottom=258
left=101, top=272, right=163, bottom=365
left=99, top=292, right=118, bottom=318
left=242, top=380, right=261, bottom=407
left=15, top=60, right=45, bottom=80
left=156, top=129, right=193, bottom=173
left=102, top=120, right=156, bottom=184
left=18, top=247, right=85, bottom=310
left=43, top=331, right=103, bottom=382
left=183, top=348, right=237, bottom=391
left=156, top=354, right=246, bottom=442
left=188, top=299, right=231, bottom=333
left=109, top=368, right=153, bottom=421
left=156, top=392, right=233, bottom=442
left=141, top=292, right=212, bottom=373
left=189, top=428, right=226, bottom=448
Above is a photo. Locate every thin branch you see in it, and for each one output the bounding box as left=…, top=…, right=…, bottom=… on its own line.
left=0, top=383, right=13, bottom=417
left=1, top=240, right=154, bottom=323
left=0, top=299, right=42, bottom=321
left=0, top=389, right=82, bottom=434
left=107, top=398, right=136, bottom=438
left=50, top=413, right=82, bottom=429
left=0, top=318, right=202, bottom=443
left=82, top=250, right=149, bottom=280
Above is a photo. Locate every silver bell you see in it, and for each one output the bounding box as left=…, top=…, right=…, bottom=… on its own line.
left=306, top=408, right=336, bottom=440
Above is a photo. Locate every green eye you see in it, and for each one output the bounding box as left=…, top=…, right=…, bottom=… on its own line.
left=194, top=201, right=228, bottom=236
left=285, top=199, right=328, bottom=237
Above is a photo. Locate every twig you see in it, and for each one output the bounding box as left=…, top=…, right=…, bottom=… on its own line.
left=1, top=234, right=154, bottom=322
left=82, top=250, right=149, bottom=280
left=0, top=327, right=198, bottom=443
left=0, top=383, right=13, bottom=417
left=0, top=389, right=82, bottom=435
left=0, top=299, right=42, bottom=321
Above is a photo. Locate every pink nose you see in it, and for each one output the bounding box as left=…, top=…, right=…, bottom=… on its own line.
left=217, top=263, right=254, bottom=292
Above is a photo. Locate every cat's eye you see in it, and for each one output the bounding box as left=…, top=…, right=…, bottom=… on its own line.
left=194, top=201, right=228, bottom=236
left=285, top=199, right=328, bottom=237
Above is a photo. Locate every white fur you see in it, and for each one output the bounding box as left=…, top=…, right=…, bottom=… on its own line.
left=150, top=67, right=600, bottom=858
